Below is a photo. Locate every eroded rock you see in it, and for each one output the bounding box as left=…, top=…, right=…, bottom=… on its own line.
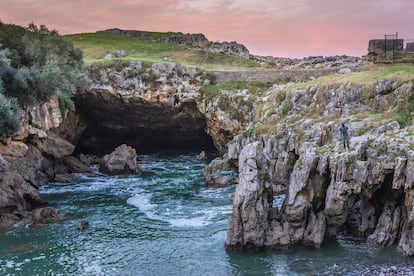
left=99, top=144, right=141, bottom=175
left=203, top=157, right=237, bottom=188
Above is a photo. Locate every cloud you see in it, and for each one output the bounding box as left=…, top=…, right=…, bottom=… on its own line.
left=1, top=0, right=413, bottom=57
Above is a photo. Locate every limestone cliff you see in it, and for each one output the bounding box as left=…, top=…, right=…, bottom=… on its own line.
left=0, top=97, right=84, bottom=226
left=221, top=78, right=414, bottom=256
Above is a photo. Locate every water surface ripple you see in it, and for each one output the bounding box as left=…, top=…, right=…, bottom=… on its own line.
left=0, top=153, right=411, bottom=275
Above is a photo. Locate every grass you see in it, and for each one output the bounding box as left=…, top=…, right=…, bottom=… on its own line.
left=64, top=32, right=267, bottom=70
left=264, top=64, right=414, bottom=96
left=201, top=80, right=273, bottom=99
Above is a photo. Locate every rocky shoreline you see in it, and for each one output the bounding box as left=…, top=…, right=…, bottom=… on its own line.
left=2, top=56, right=414, bottom=265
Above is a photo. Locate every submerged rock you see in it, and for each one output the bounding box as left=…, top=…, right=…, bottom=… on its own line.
left=76, top=220, right=89, bottom=231
left=99, top=144, right=141, bottom=175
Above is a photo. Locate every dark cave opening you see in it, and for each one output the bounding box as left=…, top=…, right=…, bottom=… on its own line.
left=370, top=173, right=404, bottom=218
left=345, top=172, right=404, bottom=238
left=74, top=93, right=217, bottom=154
left=75, top=125, right=216, bottom=154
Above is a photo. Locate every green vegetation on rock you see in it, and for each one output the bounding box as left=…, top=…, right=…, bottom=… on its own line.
left=0, top=22, right=86, bottom=136
left=65, top=32, right=266, bottom=70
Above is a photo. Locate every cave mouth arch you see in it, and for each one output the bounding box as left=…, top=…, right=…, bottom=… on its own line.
left=74, top=92, right=216, bottom=154
left=75, top=125, right=216, bottom=154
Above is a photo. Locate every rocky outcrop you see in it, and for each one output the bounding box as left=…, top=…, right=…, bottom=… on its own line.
left=203, top=156, right=237, bottom=188
left=99, top=144, right=141, bottom=175
left=226, top=142, right=273, bottom=249
left=222, top=78, right=414, bottom=256
left=0, top=97, right=90, bottom=228
left=0, top=207, right=61, bottom=227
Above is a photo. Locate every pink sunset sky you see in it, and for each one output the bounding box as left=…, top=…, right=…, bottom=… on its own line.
left=1, top=0, right=413, bottom=58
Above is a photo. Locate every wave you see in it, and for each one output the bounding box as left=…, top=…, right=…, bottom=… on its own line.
left=126, top=193, right=230, bottom=228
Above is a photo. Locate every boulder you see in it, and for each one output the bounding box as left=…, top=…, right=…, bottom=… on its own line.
left=0, top=141, right=29, bottom=158
left=0, top=171, right=45, bottom=212
left=197, top=150, right=208, bottom=161
left=203, top=157, right=237, bottom=188
left=31, top=207, right=62, bottom=225
left=338, top=68, right=352, bottom=74
left=37, top=132, right=75, bottom=158
left=76, top=220, right=89, bottom=231
left=63, top=156, right=94, bottom=174
left=99, top=144, right=141, bottom=175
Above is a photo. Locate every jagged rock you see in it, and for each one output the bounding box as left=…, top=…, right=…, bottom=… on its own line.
left=208, top=41, right=250, bottom=58
left=367, top=199, right=402, bottom=246
left=54, top=174, right=73, bottom=183
left=79, top=153, right=91, bottom=166
left=303, top=211, right=326, bottom=248
left=37, top=132, right=75, bottom=158
left=347, top=199, right=376, bottom=237
left=203, top=157, right=236, bottom=188
left=375, top=80, right=393, bottom=95
left=63, top=156, right=94, bottom=174
left=0, top=170, right=45, bottom=213
left=226, top=142, right=271, bottom=249
left=27, top=97, right=62, bottom=131
left=99, top=144, right=141, bottom=175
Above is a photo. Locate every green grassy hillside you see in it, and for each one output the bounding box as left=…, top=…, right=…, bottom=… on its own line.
left=65, top=32, right=267, bottom=70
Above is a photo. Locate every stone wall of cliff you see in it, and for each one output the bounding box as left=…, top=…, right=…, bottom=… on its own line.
left=213, top=78, right=414, bottom=256
left=0, top=97, right=90, bottom=226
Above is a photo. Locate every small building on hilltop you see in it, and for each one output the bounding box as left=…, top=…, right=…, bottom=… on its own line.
left=368, top=39, right=404, bottom=54
left=406, top=42, right=414, bottom=52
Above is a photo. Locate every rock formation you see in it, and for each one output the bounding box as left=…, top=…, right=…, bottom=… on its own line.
left=203, top=156, right=237, bottom=188
left=101, top=28, right=250, bottom=58
left=0, top=97, right=89, bottom=227
left=99, top=144, right=141, bottom=175
left=220, top=78, right=414, bottom=256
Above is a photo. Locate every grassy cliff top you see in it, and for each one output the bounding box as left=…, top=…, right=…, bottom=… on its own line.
left=65, top=32, right=268, bottom=70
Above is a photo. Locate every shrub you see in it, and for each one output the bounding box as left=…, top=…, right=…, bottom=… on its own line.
left=0, top=23, right=86, bottom=116
left=0, top=82, right=20, bottom=136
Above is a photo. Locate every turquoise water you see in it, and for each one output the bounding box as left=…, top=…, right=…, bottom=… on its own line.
left=0, top=153, right=412, bottom=275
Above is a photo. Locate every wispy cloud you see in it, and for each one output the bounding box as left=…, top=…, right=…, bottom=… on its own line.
left=1, top=0, right=413, bottom=57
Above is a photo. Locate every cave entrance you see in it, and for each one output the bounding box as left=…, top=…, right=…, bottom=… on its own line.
left=75, top=125, right=216, bottom=154
left=74, top=93, right=216, bottom=154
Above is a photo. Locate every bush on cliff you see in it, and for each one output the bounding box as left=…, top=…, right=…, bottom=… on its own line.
left=0, top=80, right=20, bottom=136
left=0, top=22, right=85, bottom=135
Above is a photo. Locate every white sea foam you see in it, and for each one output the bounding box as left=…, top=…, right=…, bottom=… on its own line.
left=127, top=193, right=225, bottom=228
left=127, top=193, right=157, bottom=220
left=168, top=216, right=210, bottom=228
